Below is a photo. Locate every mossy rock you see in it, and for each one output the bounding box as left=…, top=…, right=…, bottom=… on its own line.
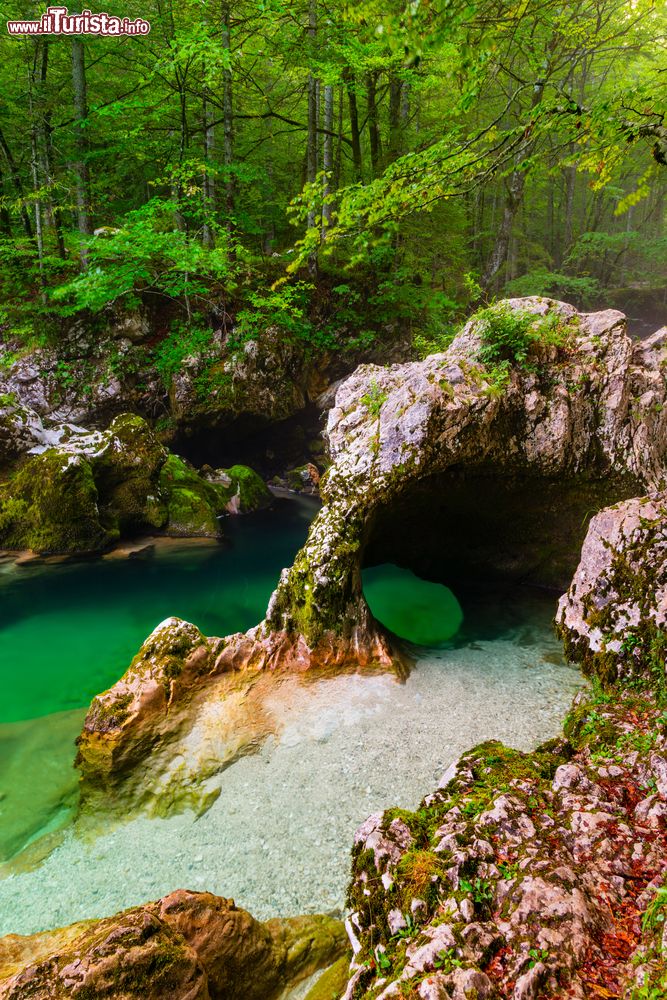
left=215, top=464, right=271, bottom=514
left=0, top=450, right=114, bottom=554
left=160, top=454, right=224, bottom=537
left=92, top=413, right=169, bottom=534
left=302, top=955, right=351, bottom=1000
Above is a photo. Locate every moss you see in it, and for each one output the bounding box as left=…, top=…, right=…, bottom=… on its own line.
left=216, top=464, right=271, bottom=512
left=93, top=413, right=169, bottom=534
left=303, top=955, right=352, bottom=1000
left=396, top=850, right=450, bottom=909
left=159, top=454, right=223, bottom=537
left=0, top=450, right=113, bottom=553
left=88, top=692, right=133, bottom=731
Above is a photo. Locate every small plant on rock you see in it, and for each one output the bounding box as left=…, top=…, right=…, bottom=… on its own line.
left=361, top=378, right=388, bottom=418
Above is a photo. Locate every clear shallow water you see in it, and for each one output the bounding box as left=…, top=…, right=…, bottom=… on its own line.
left=0, top=584, right=583, bottom=936
left=0, top=496, right=318, bottom=862
left=0, top=496, right=584, bottom=936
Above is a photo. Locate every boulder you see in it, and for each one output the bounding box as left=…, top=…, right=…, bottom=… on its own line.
left=203, top=463, right=272, bottom=514
left=160, top=454, right=224, bottom=537
left=0, top=414, right=250, bottom=553
left=0, top=890, right=347, bottom=1000
left=557, top=491, right=667, bottom=685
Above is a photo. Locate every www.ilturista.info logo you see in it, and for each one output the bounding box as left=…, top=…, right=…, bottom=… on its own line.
left=7, top=6, right=151, bottom=34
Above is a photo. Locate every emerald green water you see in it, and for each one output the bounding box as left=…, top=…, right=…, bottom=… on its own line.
left=363, top=564, right=464, bottom=645
left=0, top=495, right=318, bottom=860
left=0, top=495, right=579, bottom=886
left=0, top=496, right=318, bottom=725
left=0, top=497, right=585, bottom=930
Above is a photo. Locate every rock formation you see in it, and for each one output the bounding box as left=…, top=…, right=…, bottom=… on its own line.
left=337, top=690, right=667, bottom=999
left=557, top=490, right=667, bottom=685
left=0, top=890, right=347, bottom=1000
left=75, top=299, right=667, bottom=815
left=0, top=413, right=269, bottom=553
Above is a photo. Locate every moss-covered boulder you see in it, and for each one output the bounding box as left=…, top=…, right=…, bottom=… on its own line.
left=0, top=412, right=241, bottom=553
left=207, top=464, right=271, bottom=514
left=160, top=454, right=225, bottom=537
left=0, top=450, right=113, bottom=553
left=0, top=890, right=347, bottom=1000
left=93, top=413, right=169, bottom=534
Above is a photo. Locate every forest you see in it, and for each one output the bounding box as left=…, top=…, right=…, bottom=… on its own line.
left=0, top=0, right=665, bottom=362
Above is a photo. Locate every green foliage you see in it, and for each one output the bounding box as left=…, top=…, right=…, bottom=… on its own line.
left=51, top=200, right=239, bottom=315
left=234, top=279, right=324, bottom=348
left=458, top=876, right=494, bottom=908
left=151, top=320, right=215, bottom=386
left=475, top=305, right=573, bottom=369
left=433, top=948, right=463, bottom=973
left=0, top=0, right=662, bottom=362
left=528, top=947, right=549, bottom=968
left=361, top=378, right=388, bottom=418
left=505, top=270, right=601, bottom=308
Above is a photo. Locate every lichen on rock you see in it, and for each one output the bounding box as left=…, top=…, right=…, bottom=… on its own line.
left=557, top=491, right=667, bottom=689
left=338, top=692, right=667, bottom=1000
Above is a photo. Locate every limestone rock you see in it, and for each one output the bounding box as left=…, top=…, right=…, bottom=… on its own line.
left=0, top=413, right=236, bottom=553
left=557, top=492, right=667, bottom=683
left=264, top=298, right=666, bottom=666
left=0, top=890, right=347, bottom=1000
left=340, top=696, right=667, bottom=999
left=76, top=299, right=667, bottom=813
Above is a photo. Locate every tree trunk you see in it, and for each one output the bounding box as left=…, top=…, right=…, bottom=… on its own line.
left=306, top=0, right=318, bottom=226
left=562, top=162, right=576, bottom=260
left=333, top=82, right=344, bottom=190
left=71, top=38, right=92, bottom=266
left=367, top=71, right=381, bottom=176
left=40, top=42, right=66, bottom=259
left=481, top=82, right=544, bottom=292
left=305, top=0, right=318, bottom=272
left=202, top=66, right=216, bottom=248
left=28, top=46, right=45, bottom=289
left=482, top=169, right=525, bottom=291
left=0, top=127, right=33, bottom=238
left=344, top=70, right=362, bottom=181
left=321, top=83, right=333, bottom=237
left=0, top=169, right=12, bottom=236
left=388, top=75, right=402, bottom=160
left=221, top=0, right=234, bottom=226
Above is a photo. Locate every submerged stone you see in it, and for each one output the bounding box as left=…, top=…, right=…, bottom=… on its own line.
left=363, top=564, right=463, bottom=646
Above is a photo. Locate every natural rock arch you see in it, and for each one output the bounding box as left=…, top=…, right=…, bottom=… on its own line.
left=76, top=298, right=667, bottom=812
left=263, top=298, right=665, bottom=668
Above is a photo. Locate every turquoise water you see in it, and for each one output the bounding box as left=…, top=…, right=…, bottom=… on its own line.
left=0, top=496, right=581, bottom=895
left=0, top=495, right=318, bottom=860
left=0, top=496, right=318, bottom=725
left=363, top=564, right=464, bottom=645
